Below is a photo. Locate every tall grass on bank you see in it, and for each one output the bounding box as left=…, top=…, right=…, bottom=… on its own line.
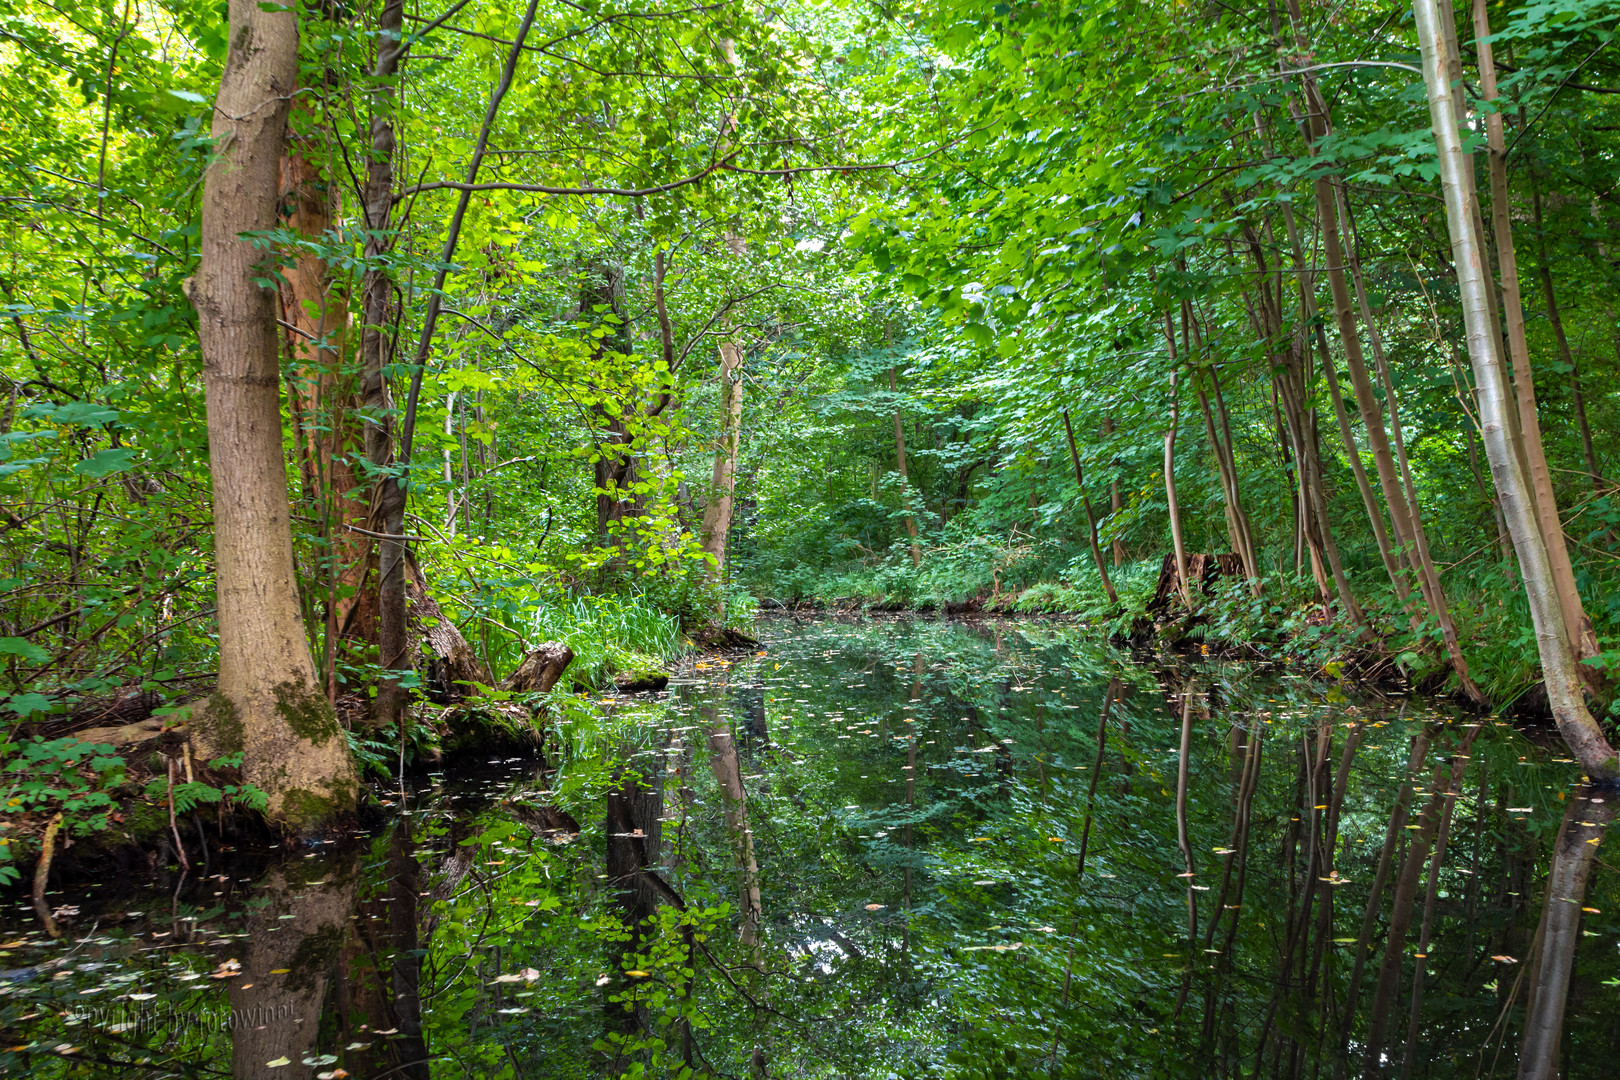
left=529, top=594, right=684, bottom=689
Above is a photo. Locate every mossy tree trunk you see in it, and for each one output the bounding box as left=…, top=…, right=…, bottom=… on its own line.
left=193, top=0, right=357, bottom=828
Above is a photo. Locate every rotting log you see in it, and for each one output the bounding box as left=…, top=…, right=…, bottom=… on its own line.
left=406, top=557, right=489, bottom=702
left=501, top=642, right=575, bottom=694
left=1129, top=552, right=1247, bottom=647
left=1146, top=552, right=1247, bottom=618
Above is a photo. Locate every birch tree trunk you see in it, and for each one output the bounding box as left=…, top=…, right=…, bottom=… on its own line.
left=700, top=339, right=744, bottom=574
left=193, top=0, right=356, bottom=826
left=1412, top=0, right=1618, bottom=779
left=1472, top=0, right=1602, bottom=676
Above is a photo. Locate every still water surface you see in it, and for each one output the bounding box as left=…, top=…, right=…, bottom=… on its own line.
left=3, top=616, right=1616, bottom=1078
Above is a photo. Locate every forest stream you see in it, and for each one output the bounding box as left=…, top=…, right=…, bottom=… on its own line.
left=3, top=616, right=1616, bottom=1079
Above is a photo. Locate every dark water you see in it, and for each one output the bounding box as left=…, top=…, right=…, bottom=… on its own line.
left=3, top=616, right=1616, bottom=1079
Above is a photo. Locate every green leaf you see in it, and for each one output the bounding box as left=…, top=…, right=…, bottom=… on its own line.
left=0, top=639, right=49, bottom=664
left=74, top=447, right=138, bottom=477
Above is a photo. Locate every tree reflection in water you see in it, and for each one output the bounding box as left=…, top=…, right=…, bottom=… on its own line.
left=2, top=617, right=1617, bottom=1079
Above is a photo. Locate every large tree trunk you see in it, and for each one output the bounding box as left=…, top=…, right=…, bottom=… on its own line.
left=1412, top=0, right=1618, bottom=779
left=193, top=0, right=356, bottom=827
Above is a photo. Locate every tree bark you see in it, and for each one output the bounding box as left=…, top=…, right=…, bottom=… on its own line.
left=889, top=365, right=922, bottom=567
left=360, top=0, right=407, bottom=728
left=1158, top=318, right=1194, bottom=608
left=1293, top=93, right=1479, bottom=693
left=1412, top=0, right=1618, bottom=779
left=193, top=0, right=356, bottom=826
left=700, top=338, right=744, bottom=576
left=1472, top=1, right=1602, bottom=677
left=1061, top=409, right=1119, bottom=606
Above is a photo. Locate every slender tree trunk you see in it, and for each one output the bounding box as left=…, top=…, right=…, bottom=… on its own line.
left=1062, top=409, right=1119, bottom=606
left=889, top=366, right=922, bottom=567
left=360, top=0, right=407, bottom=727
left=1105, top=416, right=1124, bottom=566
left=193, top=0, right=355, bottom=826
left=380, top=0, right=541, bottom=713
left=700, top=338, right=745, bottom=576
left=1298, top=108, right=1479, bottom=694
left=1412, top=0, right=1618, bottom=779
left=1472, top=3, right=1603, bottom=676
left=1158, top=318, right=1194, bottom=608
left=278, top=99, right=367, bottom=650
left=700, top=233, right=748, bottom=580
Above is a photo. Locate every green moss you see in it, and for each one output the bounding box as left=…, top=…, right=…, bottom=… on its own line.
left=286, top=924, right=344, bottom=992
left=205, top=693, right=244, bottom=757
left=273, top=682, right=340, bottom=746
left=122, top=800, right=169, bottom=842
left=278, top=778, right=357, bottom=831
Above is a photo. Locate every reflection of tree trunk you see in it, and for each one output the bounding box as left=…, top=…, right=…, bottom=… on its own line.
left=1076, top=676, right=1119, bottom=881
left=1398, top=748, right=1466, bottom=1078
left=231, top=861, right=357, bottom=1080
left=1200, top=721, right=1262, bottom=1055
left=1171, top=686, right=1199, bottom=1021
left=1337, top=727, right=1430, bottom=1074
left=706, top=692, right=763, bottom=946
left=604, top=746, right=670, bottom=1067
left=1516, top=787, right=1613, bottom=1080
left=387, top=820, right=430, bottom=1079
left=1360, top=724, right=1480, bottom=1078
left=903, top=651, right=926, bottom=955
